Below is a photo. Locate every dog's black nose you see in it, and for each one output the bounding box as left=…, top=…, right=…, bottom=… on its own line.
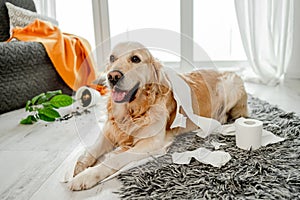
left=107, top=70, right=123, bottom=86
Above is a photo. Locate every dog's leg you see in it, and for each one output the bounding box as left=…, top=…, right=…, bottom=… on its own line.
left=228, top=92, right=248, bottom=120
left=73, top=123, right=114, bottom=176
left=69, top=131, right=167, bottom=191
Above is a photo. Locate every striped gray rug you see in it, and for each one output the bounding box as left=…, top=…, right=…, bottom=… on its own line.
left=117, top=95, right=300, bottom=199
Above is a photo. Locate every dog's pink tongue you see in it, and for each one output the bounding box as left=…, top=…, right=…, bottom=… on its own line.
left=112, top=90, right=126, bottom=102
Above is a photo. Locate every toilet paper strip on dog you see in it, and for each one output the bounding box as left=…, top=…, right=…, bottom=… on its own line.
left=164, top=67, right=221, bottom=137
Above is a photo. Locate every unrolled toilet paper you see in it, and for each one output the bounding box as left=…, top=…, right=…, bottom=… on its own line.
left=235, top=117, right=263, bottom=150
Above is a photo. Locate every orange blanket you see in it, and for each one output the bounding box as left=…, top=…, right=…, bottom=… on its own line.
left=7, top=19, right=96, bottom=91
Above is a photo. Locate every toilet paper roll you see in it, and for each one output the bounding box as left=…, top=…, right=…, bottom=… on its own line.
left=235, top=117, right=263, bottom=150
left=75, top=86, right=102, bottom=108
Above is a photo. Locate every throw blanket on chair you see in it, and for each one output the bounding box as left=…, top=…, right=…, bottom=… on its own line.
left=7, top=19, right=96, bottom=91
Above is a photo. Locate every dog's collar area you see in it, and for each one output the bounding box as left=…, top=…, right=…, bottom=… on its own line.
left=112, top=82, right=140, bottom=103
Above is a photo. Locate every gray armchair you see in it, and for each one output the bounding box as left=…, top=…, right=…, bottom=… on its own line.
left=0, top=0, right=72, bottom=114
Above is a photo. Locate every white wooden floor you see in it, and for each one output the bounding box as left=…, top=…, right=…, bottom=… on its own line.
left=245, top=81, right=300, bottom=114
left=0, top=81, right=299, bottom=200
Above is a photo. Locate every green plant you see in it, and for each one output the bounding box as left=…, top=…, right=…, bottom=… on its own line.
left=20, top=90, right=74, bottom=124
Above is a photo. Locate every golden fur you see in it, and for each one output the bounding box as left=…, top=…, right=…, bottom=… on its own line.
left=68, top=42, right=248, bottom=190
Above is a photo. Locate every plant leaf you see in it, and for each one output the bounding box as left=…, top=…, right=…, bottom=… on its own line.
left=42, top=102, right=54, bottom=108
left=32, top=115, right=38, bottom=122
left=38, top=113, right=56, bottom=122
left=25, top=100, right=31, bottom=111
left=50, top=95, right=74, bottom=108
left=37, top=95, right=48, bottom=104
left=31, top=93, right=45, bottom=105
left=45, top=90, right=62, bottom=100
left=38, top=107, right=61, bottom=119
left=20, top=115, right=36, bottom=124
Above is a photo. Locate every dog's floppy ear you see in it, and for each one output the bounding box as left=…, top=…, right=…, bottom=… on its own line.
left=151, top=58, right=171, bottom=94
left=151, top=58, right=162, bottom=82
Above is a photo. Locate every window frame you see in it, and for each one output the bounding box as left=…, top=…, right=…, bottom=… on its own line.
left=92, top=0, right=111, bottom=66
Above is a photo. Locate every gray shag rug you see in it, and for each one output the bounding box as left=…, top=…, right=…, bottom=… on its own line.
left=116, top=95, right=300, bottom=199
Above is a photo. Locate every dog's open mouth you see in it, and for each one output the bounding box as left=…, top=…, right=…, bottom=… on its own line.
left=112, top=82, right=140, bottom=103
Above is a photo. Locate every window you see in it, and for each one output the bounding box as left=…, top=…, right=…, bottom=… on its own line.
left=55, top=0, right=96, bottom=51
left=51, top=0, right=247, bottom=67
left=193, top=0, right=246, bottom=61
left=108, top=0, right=180, bottom=62
left=108, top=0, right=247, bottom=62
left=95, top=0, right=248, bottom=68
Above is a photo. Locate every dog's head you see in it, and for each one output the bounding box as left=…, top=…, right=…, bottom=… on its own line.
left=105, top=42, right=165, bottom=103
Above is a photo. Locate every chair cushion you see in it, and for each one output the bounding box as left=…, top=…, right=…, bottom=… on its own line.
left=0, top=0, right=36, bottom=42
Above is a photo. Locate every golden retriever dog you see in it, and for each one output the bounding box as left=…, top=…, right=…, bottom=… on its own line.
left=68, top=42, right=248, bottom=190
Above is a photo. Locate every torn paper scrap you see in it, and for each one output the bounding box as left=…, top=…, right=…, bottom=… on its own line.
left=261, top=129, right=285, bottom=146
left=194, top=123, right=236, bottom=138
left=210, top=140, right=227, bottom=150
left=172, top=148, right=231, bottom=168
left=217, top=124, right=236, bottom=136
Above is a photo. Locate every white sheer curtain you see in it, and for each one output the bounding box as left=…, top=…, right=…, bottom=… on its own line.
left=235, top=0, right=294, bottom=86
left=33, top=0, right=56, bottom=19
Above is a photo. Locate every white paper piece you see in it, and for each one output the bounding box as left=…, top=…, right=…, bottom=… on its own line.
left=261, top=129, right=285, bottom=146
left=172, top=148, right=231, bottom=168
left=210, top=140, right=227, bottom=150
left=164, top=67, right=221, bottom=137
left=217, top=124, right=236, bottom=136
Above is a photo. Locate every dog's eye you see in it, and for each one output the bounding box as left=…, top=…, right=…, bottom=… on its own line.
left=131, top=55, right=141, bottom=63
left=110, top=55, right=115, bottom=63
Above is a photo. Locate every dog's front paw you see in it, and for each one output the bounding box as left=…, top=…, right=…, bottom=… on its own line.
left=73, top=153, right=97, bottom=177
left=73, top=161, right=87, bottom=177
left=69, top=168, right=100, bottom=191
